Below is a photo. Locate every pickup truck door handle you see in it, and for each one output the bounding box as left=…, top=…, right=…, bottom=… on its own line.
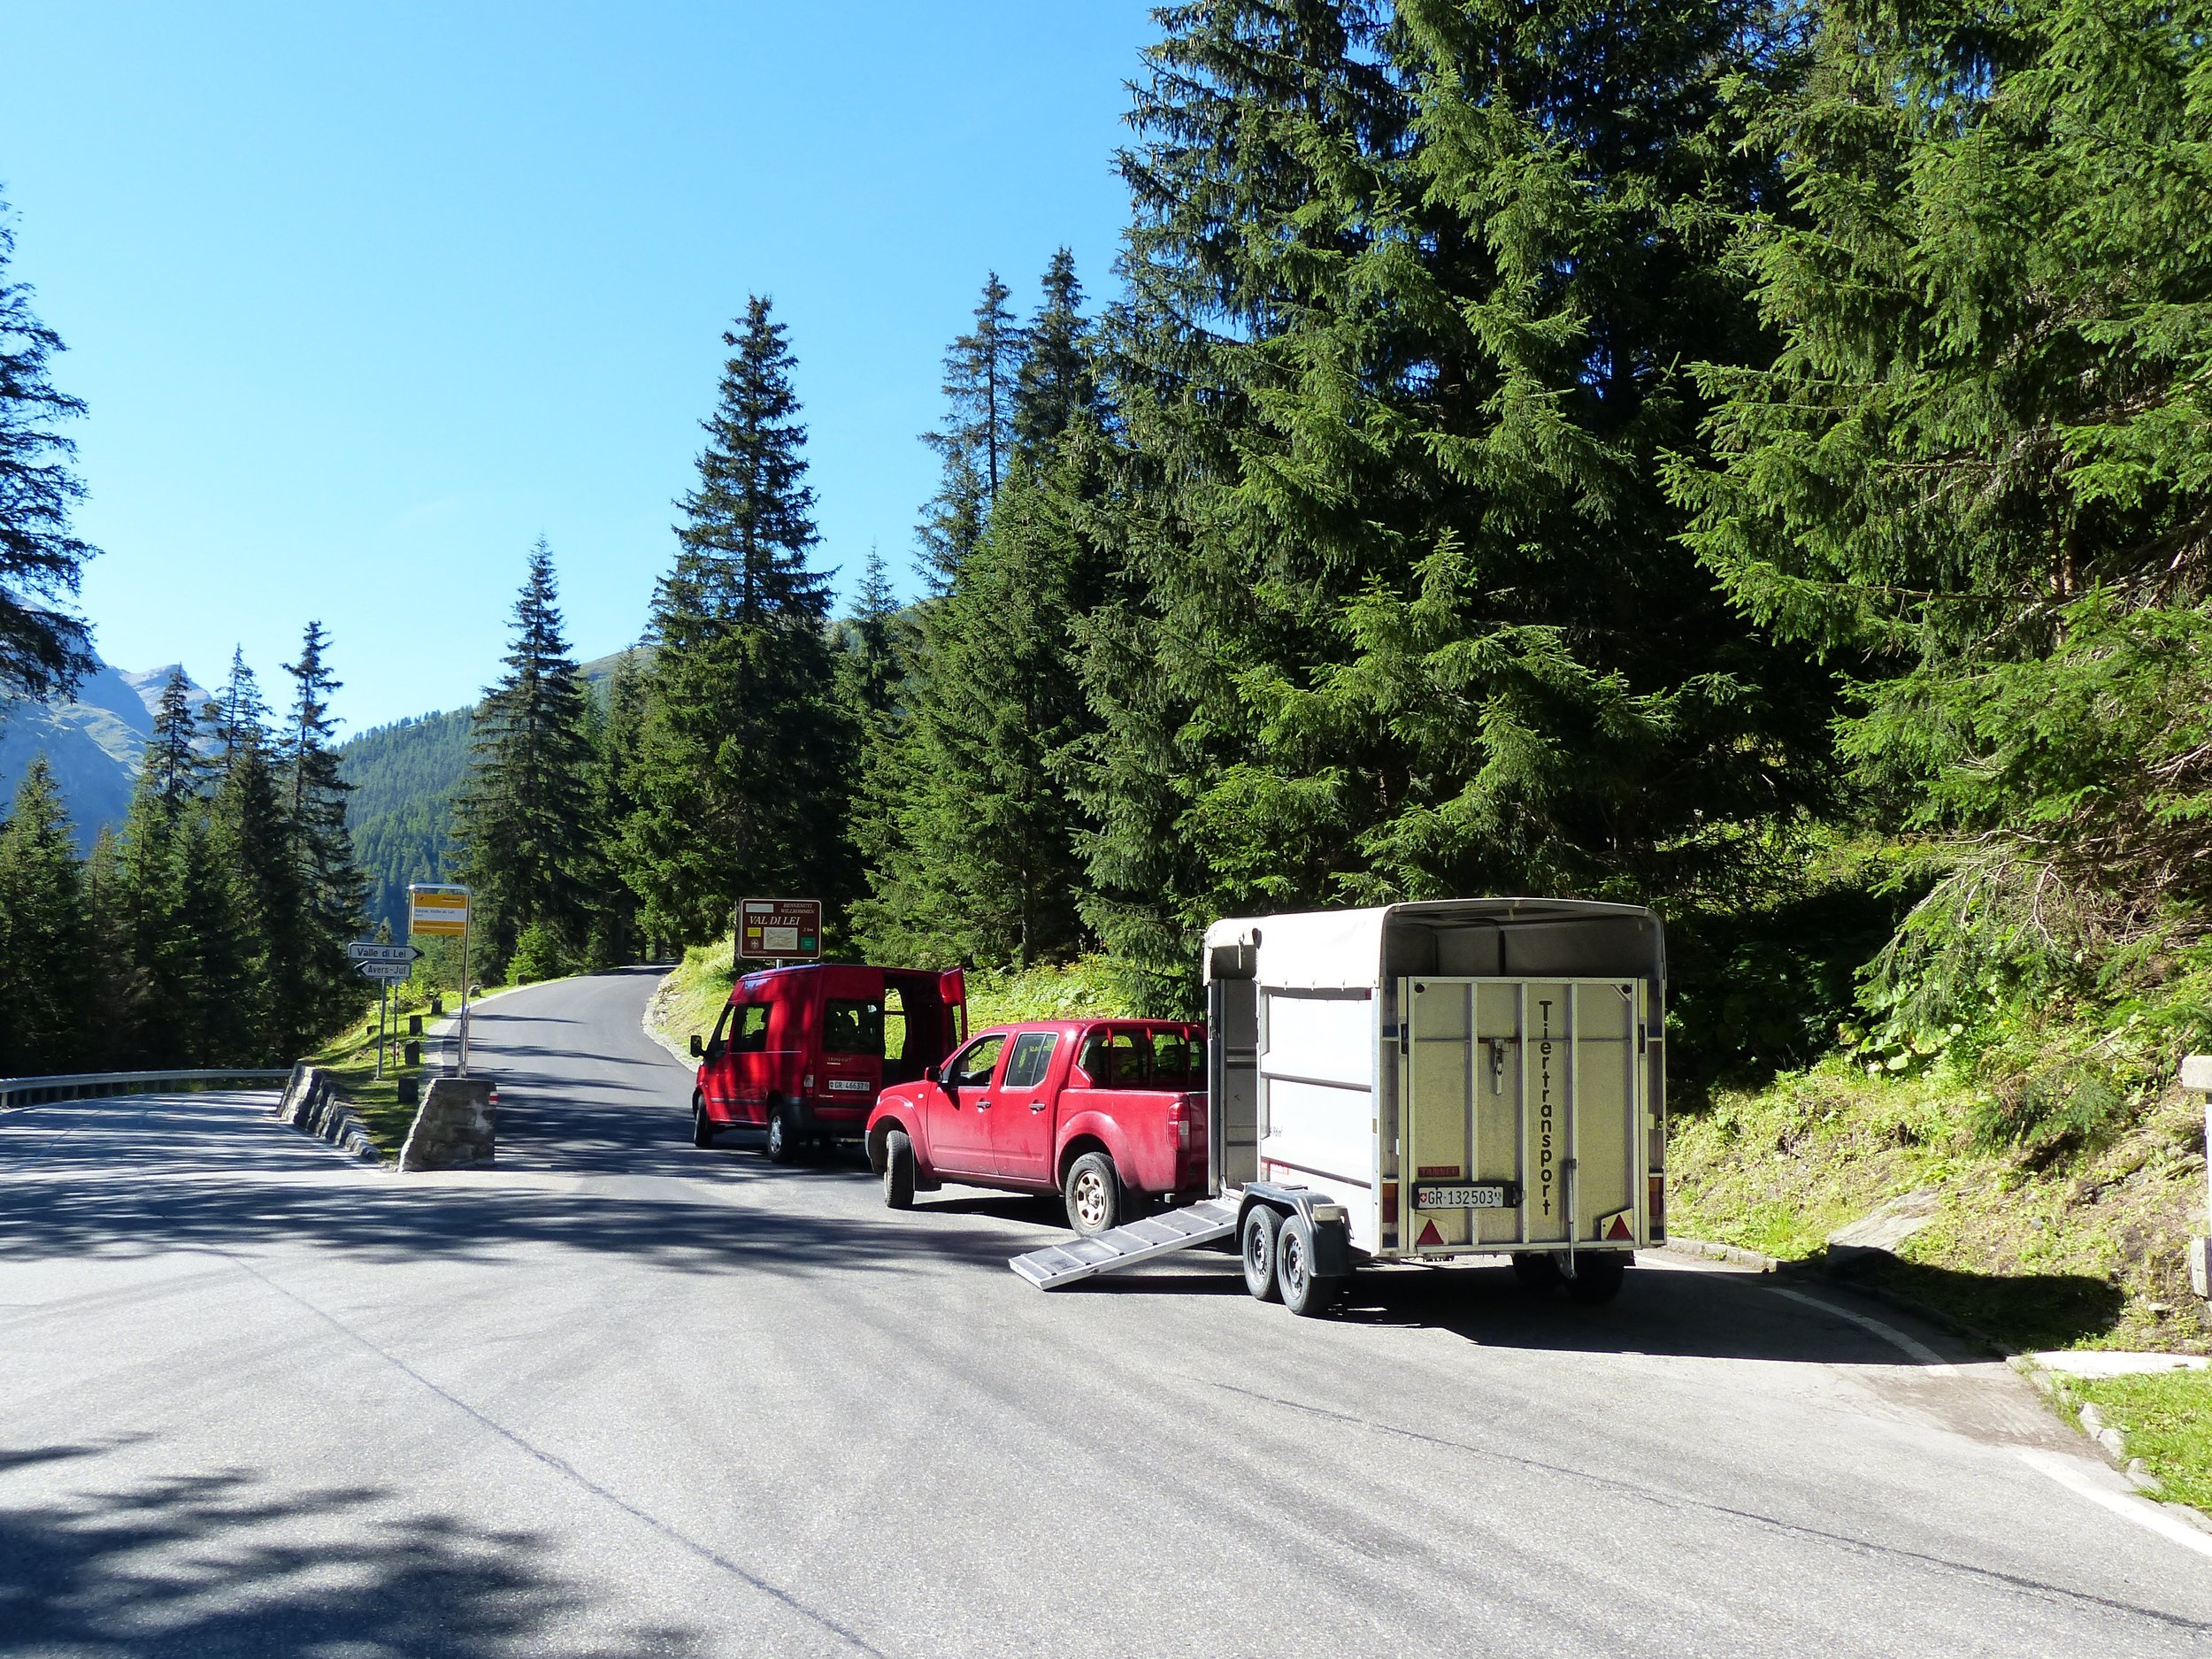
left=975, top=1097, right=992, bottom=1110
left=1030, top=1102, right=1047, bottom=1112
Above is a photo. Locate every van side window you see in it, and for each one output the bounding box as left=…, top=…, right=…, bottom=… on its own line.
left=706, top=1002, right=735, bottom=1054
left=825, top=999, right=884, bottom=1056
left=1003, top=1032, right=1058, bottom=1089
left=733, top=1004, right=769, bottom=1053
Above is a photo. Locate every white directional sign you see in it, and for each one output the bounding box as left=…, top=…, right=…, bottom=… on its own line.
left=355, top=961, right=414, bottom=982
left=347, top=942, right=421, bottom=964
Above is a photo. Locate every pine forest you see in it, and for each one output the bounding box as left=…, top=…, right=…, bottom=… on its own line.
left=4, top=0, right=2209, bottom=1148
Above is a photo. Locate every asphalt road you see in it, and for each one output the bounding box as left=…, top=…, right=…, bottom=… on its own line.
left=4, top=967, right=2210, bottom=1657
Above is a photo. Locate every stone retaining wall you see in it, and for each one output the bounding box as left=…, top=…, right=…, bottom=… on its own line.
left=397, top=1078, right=496, bottom=1171
left=274, top=1065, right=384, bottom=1165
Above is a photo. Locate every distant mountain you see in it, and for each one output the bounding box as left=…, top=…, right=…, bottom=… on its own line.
left=339, top=645, right=645, bottom=937
left=0, top=659, right=213, bottom=849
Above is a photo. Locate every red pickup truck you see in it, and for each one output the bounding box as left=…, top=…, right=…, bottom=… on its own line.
left=864, top=1019, right=1207, bottom=1235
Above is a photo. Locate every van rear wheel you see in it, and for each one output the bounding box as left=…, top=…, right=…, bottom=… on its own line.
left=764, top=1103, right=800, bottom=1165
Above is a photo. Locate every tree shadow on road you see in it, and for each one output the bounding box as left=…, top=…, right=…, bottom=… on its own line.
left=0, top=1442, right=697, bottom=1657
left=1078, top=1251, right=2122, bottom=1365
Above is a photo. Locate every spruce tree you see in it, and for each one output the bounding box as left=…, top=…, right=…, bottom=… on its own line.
left=454, top=539, right=595, bottom=968
left=917, top=273, right=1022, bottom=589
left=857, top=257, right=1108, bottom=968
left=624, top=297, right=851, bottom=943
left=209, top=711, right=296, bottom=1058
left=0, top=758, right=93, bottom=1072
left=278, top=622, right=366, bottom=1049
left=1669, top=0, right=2212, bottom=1018
left=1075, top=0, right=1834, bottom=1000
left=582, top=648, right=649, bottom=967
left=0, top=193, right=97, bottom=700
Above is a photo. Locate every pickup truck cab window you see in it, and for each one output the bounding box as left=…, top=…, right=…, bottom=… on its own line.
left=825, top=999, right=883, bottom=1056
left=947, top=1034, right=1005, bottom=1089
left=1002, top=1032, right=1057, bottom=1090
left=1077, top=1028, right=1144, bottom=1087
left=1148, top=1030, right=1201, bottom=1087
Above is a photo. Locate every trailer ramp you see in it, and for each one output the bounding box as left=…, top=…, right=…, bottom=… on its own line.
left=1010, top=1197, right=1239, bottom=1288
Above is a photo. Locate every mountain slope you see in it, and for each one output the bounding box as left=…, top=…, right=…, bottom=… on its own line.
left=0, top=660, right=212, bottom=849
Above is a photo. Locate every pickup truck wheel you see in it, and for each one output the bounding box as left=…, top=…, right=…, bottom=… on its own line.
left=1240, top=1205, right=1282, bottom=1302
left=882, top=1129, right=917, bottom=1210
left=1276, top=1212, right=1336, bottom=1317
left=764, top=1103, right=800, bottom=1165
left=690, top=1094, right=716, bottom=1148
left=1064, top=1152, right=1122, bottom=1235
left=1565, top=1251, right=1630, bottom=1305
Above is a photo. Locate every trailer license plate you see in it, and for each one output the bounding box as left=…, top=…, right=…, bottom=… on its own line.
left=1414, top=1183, right=1510, bottom=1210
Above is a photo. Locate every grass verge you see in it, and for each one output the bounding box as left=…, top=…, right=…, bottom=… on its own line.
left=647, top=944, right=738, bottom=1057
left=2047, top=1368, right=2212, bottom=1511
left=305, top=984, right=446, bottom=1152
left=1669, top=1057, right=2211, bottom=1355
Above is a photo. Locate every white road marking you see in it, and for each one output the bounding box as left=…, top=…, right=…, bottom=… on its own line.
left=2016, top=1448, right=2212, bottom=1562
left=1768, top=1284, right=1960, bottom=1374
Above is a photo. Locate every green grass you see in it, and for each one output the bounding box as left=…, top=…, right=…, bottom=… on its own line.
left=306, top=985, right=444, bottom=1152
left=646, top=944, right=739, bottom=1056
left=2052, top=1369, right=2212, bottom=1511
left=1670, top=1056, right=2212, bottom=1355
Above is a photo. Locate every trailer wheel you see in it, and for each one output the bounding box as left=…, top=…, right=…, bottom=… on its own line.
left=882, top=1128, right=916, bottom=1210
left=1240, top=1205, right=1282, bottom=1302
left=691, top=1094, right=716, bottom=1148
left=1565, top=1251, right=1630, bottom=1305
left=1064, top=1152, right=1122, bottom=1235
left=1510, top=1252, right=1562, bottom=1294
left=1276, top=1213, right=1337, bottom=1317
left=764, top=1102, right=801, bottom=1165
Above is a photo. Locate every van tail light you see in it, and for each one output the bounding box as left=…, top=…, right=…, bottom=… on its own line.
left=1647, top=1173, right=1665, bottom=1241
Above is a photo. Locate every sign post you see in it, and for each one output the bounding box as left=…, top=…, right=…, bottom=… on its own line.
left=349, top=943, right=422, bottom=1081
left=406, top=886, right=472, bottom=1075
left=735, top=898, right=823, bottom=968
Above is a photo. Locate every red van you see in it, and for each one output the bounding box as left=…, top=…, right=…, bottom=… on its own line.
left=864, top=1018, right=1207, bottom=1234
left=687, top=963, right=968, bottom=1163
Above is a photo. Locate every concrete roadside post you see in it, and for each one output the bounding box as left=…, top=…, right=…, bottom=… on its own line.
left=2185, top=1055, right=2212, bottom=1305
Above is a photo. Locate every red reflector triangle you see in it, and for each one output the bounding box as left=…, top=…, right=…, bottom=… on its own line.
left=1607, top=1215, right=1632, bottom=1240
left=1417, top=1218, right=1443, bottom=1247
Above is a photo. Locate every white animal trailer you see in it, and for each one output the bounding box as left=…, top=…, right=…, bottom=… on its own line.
left=1010, top=898, right=1667, bottom=1315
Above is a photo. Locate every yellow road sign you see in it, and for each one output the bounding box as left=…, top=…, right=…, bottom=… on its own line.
left=409, top=884, right=471, bottom=937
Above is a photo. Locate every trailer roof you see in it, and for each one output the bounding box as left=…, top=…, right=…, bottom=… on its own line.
left=1201, top=898, right=1663, bottom=989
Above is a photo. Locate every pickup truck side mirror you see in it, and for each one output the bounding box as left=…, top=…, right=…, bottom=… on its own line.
left=923, top=1064, right=941, bottom=1083
left=689, top=1033, right=704, bottom=1058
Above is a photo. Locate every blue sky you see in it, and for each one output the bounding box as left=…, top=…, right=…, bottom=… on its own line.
left=1, top=1, right=1154, bottom=731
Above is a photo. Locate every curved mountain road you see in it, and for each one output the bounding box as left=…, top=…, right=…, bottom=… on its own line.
left=3, top=967, right=2207, bottom=1656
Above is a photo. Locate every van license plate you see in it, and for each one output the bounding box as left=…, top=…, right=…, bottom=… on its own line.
left=1414, top=1183, right=1510, bottom=1210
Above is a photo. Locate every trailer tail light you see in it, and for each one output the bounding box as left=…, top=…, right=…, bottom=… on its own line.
left=1648, top=1173, right=1665, bottom=1242
left=1382, top=1184, right=1399, bottom=1225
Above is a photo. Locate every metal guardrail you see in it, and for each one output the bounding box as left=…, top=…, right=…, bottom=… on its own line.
left=0, top=1068, right=292, bottom=1111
